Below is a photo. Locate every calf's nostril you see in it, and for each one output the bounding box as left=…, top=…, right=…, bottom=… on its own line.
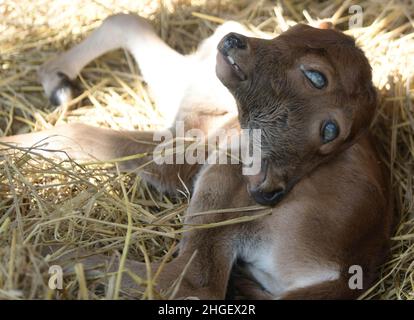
left=249, top=187, right=286, bottom=206
left=223, top=33, right=247, bottom=52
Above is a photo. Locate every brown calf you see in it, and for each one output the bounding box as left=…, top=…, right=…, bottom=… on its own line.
left=0, top=14, right=394, bottom=299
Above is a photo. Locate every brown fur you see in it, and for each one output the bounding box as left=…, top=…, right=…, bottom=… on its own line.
left=0, top=14, right=394, bottom=299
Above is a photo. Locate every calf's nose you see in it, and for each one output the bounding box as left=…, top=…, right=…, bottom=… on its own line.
left=222, top=33, right=247, bottom=53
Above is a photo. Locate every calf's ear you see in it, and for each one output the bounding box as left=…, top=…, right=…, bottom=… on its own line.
left=316, top=21, right=334, bottom=30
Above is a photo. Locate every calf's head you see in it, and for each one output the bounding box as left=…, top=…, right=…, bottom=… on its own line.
left=216, top=24, right=377, bottom=206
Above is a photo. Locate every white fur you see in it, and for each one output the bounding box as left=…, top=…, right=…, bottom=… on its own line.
left=239, top=244, right=340, bottom=298
left=288, top=268, right=340, bottom=291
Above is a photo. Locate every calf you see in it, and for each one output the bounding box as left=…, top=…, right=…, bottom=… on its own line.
left=0, top=14, right=394, bottom=299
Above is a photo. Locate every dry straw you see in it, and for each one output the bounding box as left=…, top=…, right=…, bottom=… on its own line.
left=0, top=0, right=413, bottom=299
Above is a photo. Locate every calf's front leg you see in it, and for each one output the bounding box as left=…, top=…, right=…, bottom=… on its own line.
left=60, top=228, right=237, bottom=300
left=57, top=163, right=253, bottom=299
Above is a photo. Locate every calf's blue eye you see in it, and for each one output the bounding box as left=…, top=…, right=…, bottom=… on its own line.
left=322, top=121, right=339, bottom=143
left=300, top=65, right=327, bottom=89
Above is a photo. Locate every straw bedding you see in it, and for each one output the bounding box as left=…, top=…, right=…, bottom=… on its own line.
left=0, top=0, right=413, bottom=299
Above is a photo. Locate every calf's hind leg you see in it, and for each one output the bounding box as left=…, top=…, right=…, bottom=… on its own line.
left=56, top=164, right=252, bottom=299
left=0, top=123, right=200, bottom=194
left=39, top=13, right=188, bottom=122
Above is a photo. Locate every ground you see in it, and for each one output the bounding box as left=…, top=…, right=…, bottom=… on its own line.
left=0, top=0, right=413, bottom=299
